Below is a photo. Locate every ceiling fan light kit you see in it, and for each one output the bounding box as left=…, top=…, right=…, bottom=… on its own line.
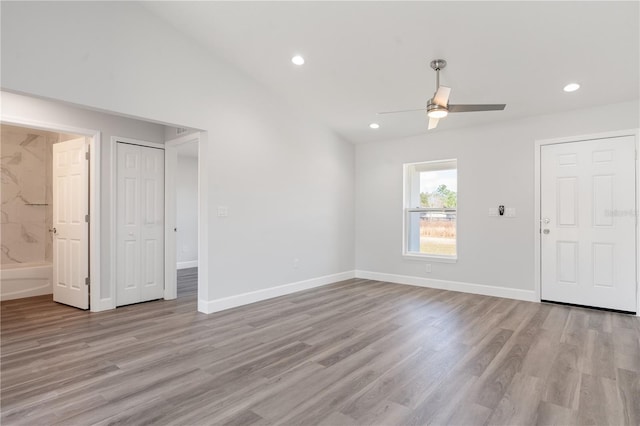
left=427, top=105, right=448, bottom=119
left=378, top=58, right=507, bottom=130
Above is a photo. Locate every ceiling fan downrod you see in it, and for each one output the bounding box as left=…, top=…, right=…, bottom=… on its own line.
left=430, top=59, right=447, bottom=89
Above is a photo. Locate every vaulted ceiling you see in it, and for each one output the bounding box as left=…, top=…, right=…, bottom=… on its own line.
left=144, top=1, right=639, bottom=143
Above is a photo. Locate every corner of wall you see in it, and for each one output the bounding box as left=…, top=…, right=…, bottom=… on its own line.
left=197, top=270, right=356, bottom=314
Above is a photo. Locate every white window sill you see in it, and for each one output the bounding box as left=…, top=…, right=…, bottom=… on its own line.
left=402, top=253, right=458, bottom=263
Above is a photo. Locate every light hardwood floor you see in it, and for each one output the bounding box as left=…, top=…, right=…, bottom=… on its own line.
left=1, top=269, right=639, bottom=425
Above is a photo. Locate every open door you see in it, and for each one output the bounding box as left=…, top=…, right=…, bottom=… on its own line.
left=52, top=137, right=89, bottom=309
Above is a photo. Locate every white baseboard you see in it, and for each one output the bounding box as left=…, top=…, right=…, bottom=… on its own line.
left=177, top=260, right=198, bottom=270
left=198, top=270, right=356, bottom=314
left=355, top=270, right=538, bottom=302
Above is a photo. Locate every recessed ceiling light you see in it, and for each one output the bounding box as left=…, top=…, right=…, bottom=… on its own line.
left=291, top=55, right=305, bottom=66
left=563, top=83, right=580, bottom=92
left=369, top=123, right=380, bottom=129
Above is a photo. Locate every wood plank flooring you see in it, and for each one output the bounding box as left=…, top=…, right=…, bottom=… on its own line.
left=1, top=269, right=639, bottom=425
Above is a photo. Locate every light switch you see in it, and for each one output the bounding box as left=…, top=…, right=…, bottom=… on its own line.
left=217, top=206, right=228, bottom=217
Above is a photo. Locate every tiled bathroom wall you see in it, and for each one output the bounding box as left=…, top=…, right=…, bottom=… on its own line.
left=1, top=125, right=55, bottom=265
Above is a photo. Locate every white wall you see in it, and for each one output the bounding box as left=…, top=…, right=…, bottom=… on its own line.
left=1, top=92, right=166, bottom=301
left=176, top=153, right=198, bottom=268
left=356, top=101, right=639, bottom=297
left=1, top=1, right=355, bottom=310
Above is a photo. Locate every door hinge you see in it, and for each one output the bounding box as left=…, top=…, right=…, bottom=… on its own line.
left=85, top=151, right=90, bottom=160
left=85, top=214, right=90, bottom=223
left=85, top=277, right=90, bottom=286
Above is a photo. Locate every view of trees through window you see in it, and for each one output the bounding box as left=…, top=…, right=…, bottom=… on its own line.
left=419, top=169, right=457, bottom=256
left=420, top=184, right=457, bottom=208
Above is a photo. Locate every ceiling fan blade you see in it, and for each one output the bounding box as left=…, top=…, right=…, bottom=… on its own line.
left=377, top=108, right=427, bottom=115
left=428, top=117, right=440, bottom=130
left=448, top=104, right=506, bottom=112
left=433, top=86, right=451, bottom=107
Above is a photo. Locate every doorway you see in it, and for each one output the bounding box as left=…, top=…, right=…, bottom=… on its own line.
left=535, top=131, right=638, bottom=313
left=0, top=122, right=99, bottom=310
left=164, top=134, right=200, bottom=302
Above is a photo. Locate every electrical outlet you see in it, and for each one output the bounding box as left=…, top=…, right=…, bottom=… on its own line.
left=488, top=207, right=499, bottom=216
left=217, top=206, right=228, bottom=217
left=293, top=258, right=299, bottom=269
left=505, top=208, right=516, bottom=217
left=425, top=264, right=432, bottom=273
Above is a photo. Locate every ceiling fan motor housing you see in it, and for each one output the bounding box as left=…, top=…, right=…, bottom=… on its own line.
left=427, top=102, right=448, bottom=113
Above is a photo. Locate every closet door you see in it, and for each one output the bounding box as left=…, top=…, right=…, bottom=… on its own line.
left=116, top=143, right=164, bottom=306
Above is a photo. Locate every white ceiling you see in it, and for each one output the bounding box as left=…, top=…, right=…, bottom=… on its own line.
left=143, top=1, right=639, bottom=144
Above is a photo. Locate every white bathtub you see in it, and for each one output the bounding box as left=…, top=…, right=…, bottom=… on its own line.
left=0, top=262, right=53, bottom=301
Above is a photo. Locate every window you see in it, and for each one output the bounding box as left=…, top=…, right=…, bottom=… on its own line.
left=403, top=159, right=457, bottom=261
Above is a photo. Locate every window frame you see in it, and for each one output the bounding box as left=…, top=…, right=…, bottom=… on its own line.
left=402, top=159, right=458, bottom=263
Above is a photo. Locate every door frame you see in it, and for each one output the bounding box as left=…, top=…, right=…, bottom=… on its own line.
left=164, top=133, right=202, bottom=302
left=534, top=128, right=640, bottom=316
left=0, top=116, right=102, bottom=311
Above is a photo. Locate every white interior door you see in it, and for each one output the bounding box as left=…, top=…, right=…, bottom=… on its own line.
left=541, top=136, right=637, bottom=312
left=116, top=143, right=165, bottom=306
left=53, top=137, right=89, bottom=309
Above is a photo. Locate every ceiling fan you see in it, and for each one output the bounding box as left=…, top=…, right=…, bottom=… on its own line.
left=379, top=59, right=506, bottom=130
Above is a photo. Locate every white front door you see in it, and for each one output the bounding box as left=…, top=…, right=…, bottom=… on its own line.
left=116, top=143, right=165, bottom=306
left=52, top=137, right=89, bottom=309
left=541, top=136, right=637, bottom=312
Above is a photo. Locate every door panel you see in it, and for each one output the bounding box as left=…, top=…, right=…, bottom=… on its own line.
left=557, top=177, right=577, bottom=226
left=52, top=137, right=89, bottom=309
left=116, top=143, right=164, bottom=306
left=541, top=136, right=636, bottom=312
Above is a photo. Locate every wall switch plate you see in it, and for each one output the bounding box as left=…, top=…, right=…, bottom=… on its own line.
left=425, top=264, right=432, bottom=273
left=488, top=207, right=499, bottom=216
left=505, top=208, right=516, bottom=217
left=217, top=206, right=228, bottom=217
left=293, top=258, right=300, bottom=269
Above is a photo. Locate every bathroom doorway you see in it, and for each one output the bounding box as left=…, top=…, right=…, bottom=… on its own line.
left=1, top=123, right=98, bottom=310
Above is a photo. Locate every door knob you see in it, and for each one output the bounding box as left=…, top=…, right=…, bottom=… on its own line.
left=543, top=229, right=550, bottom=234
left=49, top=228, right=57, bottom=235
